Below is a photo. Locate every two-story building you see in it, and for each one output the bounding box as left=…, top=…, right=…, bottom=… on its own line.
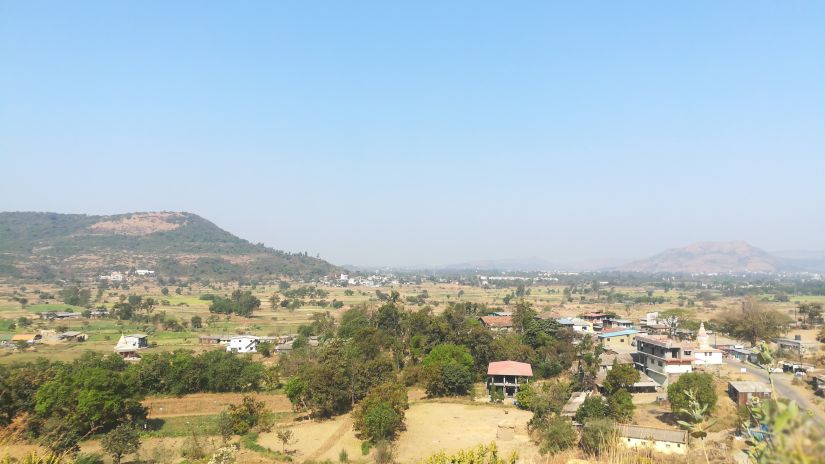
left=487, top=360, right=533, bottom=398
left=635, top=335, right=694, bottom=386
left=598, top=328, right=642, bottom=348
left=227, top=335, right=259, bottom=353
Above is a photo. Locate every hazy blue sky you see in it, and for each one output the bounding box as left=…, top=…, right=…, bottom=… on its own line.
left=1, top=1, right=824, bottom=267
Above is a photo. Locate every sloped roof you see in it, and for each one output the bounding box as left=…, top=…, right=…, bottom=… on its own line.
left=598, top=329, right=640, bottom=338
left=479, top=316, right=513, bottom=328
left=558, top=317, right=590, bottom=326
left=616, top=425, right=688, bottom=444
left=487, top=360, right=533, bottom=376
left=11, top=334, right=35, bottom=341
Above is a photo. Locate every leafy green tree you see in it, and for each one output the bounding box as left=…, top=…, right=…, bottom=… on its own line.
left=191, top=315, right=203, bottom=329
left=511, top=300, right=537, bottom=333
left=607, top=389, right=634, bottom=423
left=421, top=344, right=474, bottom=397
left=101, top=424, right=141, bottom=464
left=574, top=395, right=608, bottom=424
left=667, top=372, right=717, bottom=415
left=602, top=362, right=640, bottom=395
left=353, top=381, right=408, bottom=442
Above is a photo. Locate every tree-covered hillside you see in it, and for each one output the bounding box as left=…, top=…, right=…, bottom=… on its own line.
left=0, top=211, right=337, bottom=281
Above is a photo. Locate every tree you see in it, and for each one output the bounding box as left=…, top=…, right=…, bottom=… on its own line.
left=602, top=362, right=640, bottom=395
left=607, top=389, right=634, bottom=423
left=276, top=429, right=295, bottom=454
left=714, top=298, right=792, bottom=346
left=161, top=287, right=169, bottom=296
left=421, top=344, right=474, bottom=397
left=574, top=395, right=608, bottom=424
left=511, top=300, right=537, bottom=333
left=101, top=424, right=141, bottom=464
left=353, top=381, right=408, bottom=442
left=667, top=372, right=717, bottom=415
left=658, top=308, right=694, bottom=338
left=191, top=315, right=203, bottom=329
left=797, top=302, right=823, bottom=326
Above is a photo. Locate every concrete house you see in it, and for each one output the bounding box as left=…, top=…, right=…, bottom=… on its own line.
left=227, top=335, right=259, bottom=353
left=557, top=317, right=593, bottom=333
left=598, top=328, right=641, bottom=347
left=616, top=425, right=689, bottom=455
left=487, top=360, right=533, bottom=397
left=728, top=381, right=772, bottom=406
left=635, top=335, right=694, bottom=386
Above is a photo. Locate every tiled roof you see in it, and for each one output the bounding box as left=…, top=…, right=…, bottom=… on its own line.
left=487, top=360, right=533, bottom=376
left=479, top=316, right=513, bottom=328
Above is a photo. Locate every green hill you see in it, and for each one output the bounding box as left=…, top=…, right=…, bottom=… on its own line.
left=0, top=211, right=338, bottom=281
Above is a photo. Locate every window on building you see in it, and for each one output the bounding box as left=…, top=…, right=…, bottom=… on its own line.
left=658, top=361, right=663, bottom=367
left=685, top=351, right=691, bottom=356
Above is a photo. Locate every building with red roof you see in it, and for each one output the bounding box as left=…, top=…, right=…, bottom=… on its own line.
left=487, top=360, right=533, bottom=398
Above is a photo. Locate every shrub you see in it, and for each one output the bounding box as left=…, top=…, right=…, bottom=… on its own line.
left=579, top=418, right=617, bottom=456
left=538, top=415, right=577, bottom=455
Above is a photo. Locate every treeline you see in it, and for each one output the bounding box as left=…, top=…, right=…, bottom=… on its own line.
left=279, top=296, right=582, bottom=416
left=0, top=350, right=270, bottom=454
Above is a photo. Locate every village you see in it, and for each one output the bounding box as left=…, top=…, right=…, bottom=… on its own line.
left=2, top=275, right=824, bottom=464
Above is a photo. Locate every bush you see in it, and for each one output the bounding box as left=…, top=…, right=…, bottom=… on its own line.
left=538, top=415, right=577, bottom=455
left=579, top=418, right=617, bottom=456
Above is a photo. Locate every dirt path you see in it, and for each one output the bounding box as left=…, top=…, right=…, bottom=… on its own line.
left=306, top=417, right=352, bottom=461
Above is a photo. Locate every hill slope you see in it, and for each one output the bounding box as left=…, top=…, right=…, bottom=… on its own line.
left=0, top=211, right=337, bottom=281
left=618, top=241, right=781, bottom=273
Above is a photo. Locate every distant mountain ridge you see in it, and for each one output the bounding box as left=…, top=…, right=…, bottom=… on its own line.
left=0, top=211, right=338, bottom=281
left=617, top=241, right=825, bottom=274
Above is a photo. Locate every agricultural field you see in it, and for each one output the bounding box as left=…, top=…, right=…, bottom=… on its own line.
left=0, top=279, right=810, bottom=365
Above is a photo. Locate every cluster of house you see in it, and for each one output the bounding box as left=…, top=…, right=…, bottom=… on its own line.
left=320, top=273, right=402, bottom=288
left=198, top=333, right=320, bottom=353
left=485, top=358, right=691, bottom=454
left=3, top=330, right=89, bottom=349
left=480, top=310, right=727, bottom=388
left=99, top=269, right=155, bottom=282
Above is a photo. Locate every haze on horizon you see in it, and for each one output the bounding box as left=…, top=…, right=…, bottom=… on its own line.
left=1, top=2, right=824, bottom=268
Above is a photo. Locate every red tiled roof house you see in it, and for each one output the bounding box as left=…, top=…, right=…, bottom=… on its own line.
left=487, top=360, right=533, bottom=398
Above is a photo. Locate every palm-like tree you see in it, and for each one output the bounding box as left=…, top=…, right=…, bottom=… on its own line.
left=676, top=390, right=717, bottom=464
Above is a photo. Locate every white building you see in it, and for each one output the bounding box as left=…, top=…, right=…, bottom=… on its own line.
left=616, top=425, right=688, bottom=455
left=99, top=271, right=124, bottom=282
left=556, top=317, right=593, bottom=333
left=135, top=269, right=155, bottom=276
left=692, top=323, right=723, bottom=366
left=227, top=335, right=259, bottom=353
